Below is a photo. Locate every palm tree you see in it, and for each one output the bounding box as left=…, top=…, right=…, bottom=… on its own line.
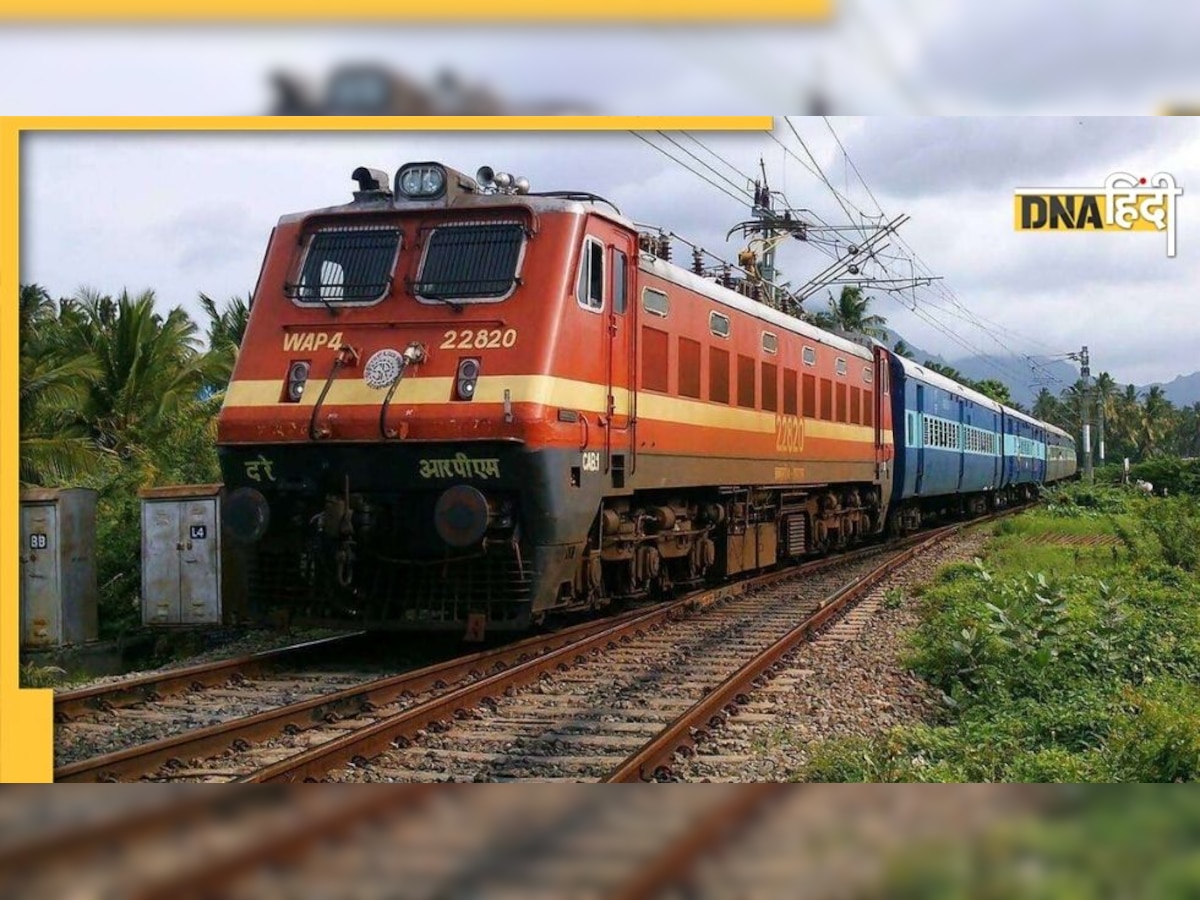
left=810, top=285, right=888, bottom=340
left=1110, top=384, right=1142, bottom=461
left=1092, top=371, right=1118, bottom=464
left=892, top=339, right=912, bottom=358
left=62, top=288, right=210, bottom=457
left=1032, top=387, right=1062, bottom=423
left=972, top=379, right=1012, bottom=405
left=198, top=292, right=251, bottom=391
left=1139, top=386, right=1175, bottom=459
left=18, top=285, right=102, bottom=485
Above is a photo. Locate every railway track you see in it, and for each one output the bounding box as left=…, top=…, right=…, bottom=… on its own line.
left=56, top=510, right=1015, bottom=783
left=54, top=631, right=366, bottom=720
left=0, top=783, right=1060, bottom=899
left=256, top=523, right=957, bottom=784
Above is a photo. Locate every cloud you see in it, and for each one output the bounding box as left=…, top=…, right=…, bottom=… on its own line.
left=19, top=121, right=1200, bottom=388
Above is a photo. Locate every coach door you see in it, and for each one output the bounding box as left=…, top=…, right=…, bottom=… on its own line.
left=603, top=228, right=637, bottom=488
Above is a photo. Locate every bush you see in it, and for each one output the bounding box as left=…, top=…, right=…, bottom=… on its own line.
left=1130, top=457, right=1200, bottom=497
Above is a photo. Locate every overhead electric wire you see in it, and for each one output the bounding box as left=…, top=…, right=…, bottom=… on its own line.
left=791, top=116, right=1067, bottom=387
left=628, top=131, right=755, bottom=210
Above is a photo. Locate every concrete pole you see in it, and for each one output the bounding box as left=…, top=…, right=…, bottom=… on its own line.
left=1080, top=346, right=1093, bottom=483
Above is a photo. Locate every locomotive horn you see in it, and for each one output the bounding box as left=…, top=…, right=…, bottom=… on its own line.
left=476, top=165, right=496, bottom=186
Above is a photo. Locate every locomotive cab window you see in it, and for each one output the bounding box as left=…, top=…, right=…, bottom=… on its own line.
left=291, top=226, right=401, bottom=306
left=576, top=237, right=605, bottom=311
left=414, top=222, right=525, bottom=303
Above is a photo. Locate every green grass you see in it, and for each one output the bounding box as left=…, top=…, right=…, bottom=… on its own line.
left=799, top=483, right=1200, bottom=783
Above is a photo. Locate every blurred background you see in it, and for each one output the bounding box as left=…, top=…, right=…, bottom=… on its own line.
left=2, top=786, right=1198, bottom=897
left=1, top=0, right=1199, bottom=115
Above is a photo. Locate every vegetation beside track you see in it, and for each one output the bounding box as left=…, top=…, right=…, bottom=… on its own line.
left=860, top=790, right=1200, bottom=895
left=801, top=482, right=1200, bottom=782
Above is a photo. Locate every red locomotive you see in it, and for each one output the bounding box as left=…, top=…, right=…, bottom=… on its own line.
left=217, top=161, right=894, bottom=635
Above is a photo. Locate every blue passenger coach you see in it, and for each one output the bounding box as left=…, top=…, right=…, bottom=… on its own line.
left=887, top=352, right=1005, bottom=531
left=999, top=405, right=1046, bottom=491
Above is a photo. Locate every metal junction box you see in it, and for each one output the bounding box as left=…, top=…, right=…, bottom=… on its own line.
left=140, top=484, right=225, bottom=626
left=19, top=488, right=99, bottom=648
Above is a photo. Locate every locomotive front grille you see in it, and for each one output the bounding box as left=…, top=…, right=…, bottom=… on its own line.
left=241, top=541, right=534, bottom=630
left=370, top=550, right=534, bottom=628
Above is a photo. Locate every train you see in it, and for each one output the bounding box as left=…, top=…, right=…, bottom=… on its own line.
left=216, top=160, right=1077, bottom=637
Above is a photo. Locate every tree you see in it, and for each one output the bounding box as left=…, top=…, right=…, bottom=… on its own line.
left=18, top=285, right=102, bottom=485
left=892, top=339, right=912, bottom=358
left=973, top=379, right=1012, bottom=406
left=60, top=288, right=213, bottom=459
left=810, top=285, right=889, bottom=340
left=1033, top=387, right=1062, bottom=424
left=1139, top=385, right=1175, bottom=459
left=198, top=292, right=251, bottom=391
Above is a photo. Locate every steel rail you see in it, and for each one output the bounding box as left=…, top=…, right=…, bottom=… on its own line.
left=604, top=511, right=1017, bottom=783
left=53, top=631, right=366, bottom=721
left=609, top=784, right=781, bottom=900
left=55, top=607, right=668, bottom=782
left=236, top=544, right=903, bottom=783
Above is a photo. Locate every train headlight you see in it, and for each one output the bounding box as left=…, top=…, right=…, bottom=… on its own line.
left=455, top=357, right=480, bottom=401
left=285, top=360, right=310, bottom=402
left=396, top=163, right=447, bottom=199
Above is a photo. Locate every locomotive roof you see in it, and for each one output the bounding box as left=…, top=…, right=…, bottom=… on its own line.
left=891, top=354, right=1005, bottom=413
left=277, top=192, right=636, bottom=229
left=639, top=255, right=873, bottom=361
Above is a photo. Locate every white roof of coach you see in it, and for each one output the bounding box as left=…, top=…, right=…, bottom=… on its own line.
left=891, top=354, right=1004, bottom=413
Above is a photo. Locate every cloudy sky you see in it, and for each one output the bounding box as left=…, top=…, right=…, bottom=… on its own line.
left=20, top=117, right=1200, bottom=389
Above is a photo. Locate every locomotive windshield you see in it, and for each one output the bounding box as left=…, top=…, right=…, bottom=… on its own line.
left=291, top=226, right=401, bottom=305
left=413, top=222, right=525, bottom=303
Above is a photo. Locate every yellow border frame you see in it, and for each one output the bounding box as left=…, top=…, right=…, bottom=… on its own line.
left=3, top=1, right=831, bottom=20
left=0, top=115, right=770, bottom=782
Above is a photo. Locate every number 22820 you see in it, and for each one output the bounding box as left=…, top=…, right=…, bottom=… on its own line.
left=440, top=328, right=518, bottom=350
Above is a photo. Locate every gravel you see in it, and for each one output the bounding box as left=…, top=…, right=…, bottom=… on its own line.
left=675, top=526, right=993, bottom=781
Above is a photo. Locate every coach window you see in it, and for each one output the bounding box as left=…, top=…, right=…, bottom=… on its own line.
left=292, top=226, right=402, bottom=306
left=576, top=237, right=604, bottom=311
left=762, top=332, right=778, bottom=355
left=802, top=346, right=817, bottom=366
left=709, top=311, right=731, bottom=338
left=835, top=357, right=848, bottom=377
left=613, top=249, right=628, bottom=314
left=642, top=287, right=669, bottom=318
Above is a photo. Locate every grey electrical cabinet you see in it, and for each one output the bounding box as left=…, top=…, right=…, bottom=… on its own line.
left=19, top=488, right=99, bottom=648
left=141, top=484, right=224, bottom=626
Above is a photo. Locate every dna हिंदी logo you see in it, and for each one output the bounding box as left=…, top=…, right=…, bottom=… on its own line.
left=1014, top=172, right=1183, bottom=257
